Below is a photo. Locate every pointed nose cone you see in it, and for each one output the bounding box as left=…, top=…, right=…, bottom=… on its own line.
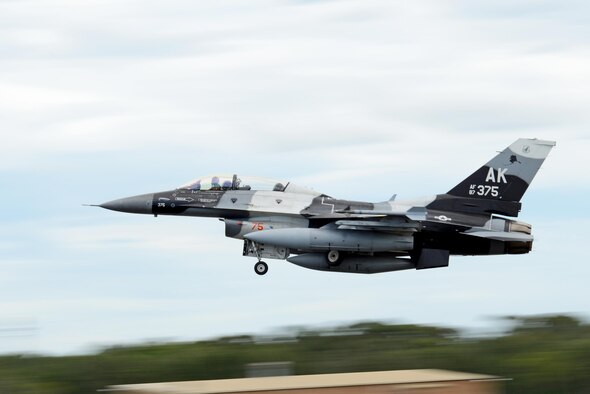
left=100, top=193, right=154, bottom=214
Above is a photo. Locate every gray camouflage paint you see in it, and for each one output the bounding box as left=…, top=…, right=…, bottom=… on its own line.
left=99, top=138, right=555, bottom=275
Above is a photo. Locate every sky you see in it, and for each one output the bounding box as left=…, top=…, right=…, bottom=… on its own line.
left=0, top=0, right=589, bottom=355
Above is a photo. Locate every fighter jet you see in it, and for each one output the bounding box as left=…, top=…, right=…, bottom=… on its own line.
left=97, top=138, right=555, bottom=275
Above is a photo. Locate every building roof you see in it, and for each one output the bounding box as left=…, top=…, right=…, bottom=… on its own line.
left=105, top=369, right=501, bottom=394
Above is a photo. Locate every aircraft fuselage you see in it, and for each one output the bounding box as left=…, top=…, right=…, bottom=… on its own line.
left=97, top=138, right=555, bottom=275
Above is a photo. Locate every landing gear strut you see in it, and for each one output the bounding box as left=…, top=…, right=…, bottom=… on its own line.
left=249, top=241, right=268, bottom=275
left=254, top=261, right=268, bottom=275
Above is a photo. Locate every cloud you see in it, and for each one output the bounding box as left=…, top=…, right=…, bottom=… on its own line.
left=0, top=0, right=589, bottom=354
left=1, top=1, right=588, bottom=162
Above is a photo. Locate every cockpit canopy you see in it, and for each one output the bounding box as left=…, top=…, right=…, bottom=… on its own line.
left=177, top=174, right=319, bottom=195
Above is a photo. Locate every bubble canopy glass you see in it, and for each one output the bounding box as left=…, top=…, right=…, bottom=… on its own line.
left=177, top=174, right=318, bottom=195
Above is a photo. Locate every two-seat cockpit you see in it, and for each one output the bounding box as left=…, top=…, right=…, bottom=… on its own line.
left=177, top=174, right=319, bottom=195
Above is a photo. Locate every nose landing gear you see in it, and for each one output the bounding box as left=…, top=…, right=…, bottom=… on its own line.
left=243, top=240, right=289, bottom=275
left=247, top=240, right=269, bottom=276
left=254, top=261, right=268, bottom=275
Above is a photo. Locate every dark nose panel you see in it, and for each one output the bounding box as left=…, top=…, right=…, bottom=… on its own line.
left=100, top=193, right=154, bottom=214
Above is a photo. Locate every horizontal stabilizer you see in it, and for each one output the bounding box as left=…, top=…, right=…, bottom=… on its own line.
left=464, top=230, right=533, bottom=242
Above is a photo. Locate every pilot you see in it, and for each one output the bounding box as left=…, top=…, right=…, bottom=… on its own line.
left=273, top=183, right=285, bottom=192
left=211, top=176, right=222, bottom=190
left=222, top=180, right=232, bottom=190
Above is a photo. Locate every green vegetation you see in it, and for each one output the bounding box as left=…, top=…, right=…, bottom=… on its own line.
left=1, top=315, right=589, bottom=394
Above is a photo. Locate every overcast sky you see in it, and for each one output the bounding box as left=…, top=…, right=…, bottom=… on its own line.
left=0, top=0, right=589, bottom=355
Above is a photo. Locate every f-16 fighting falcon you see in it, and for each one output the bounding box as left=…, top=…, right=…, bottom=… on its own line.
left=96, top=138, right=555, bottom=275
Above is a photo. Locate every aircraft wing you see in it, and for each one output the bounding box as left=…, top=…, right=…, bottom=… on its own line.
left=306, top=207, right=425, bottom=234
left=333, top=207, right=428, bottom=221
left=334, top=218, right=419, bottom=234
left=315, top=207, right=471, bottom=234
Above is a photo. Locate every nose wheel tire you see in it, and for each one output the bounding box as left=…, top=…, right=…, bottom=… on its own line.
left=254, top=261, right=268, bottom=275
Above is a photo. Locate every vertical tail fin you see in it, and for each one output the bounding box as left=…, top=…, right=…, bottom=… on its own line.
left=428, top=138, right=555, bottom=217
left=447, top=138, right=555, bottom=203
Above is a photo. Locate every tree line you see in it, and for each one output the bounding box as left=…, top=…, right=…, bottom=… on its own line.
left=0, top=314, right=589, bottom=393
